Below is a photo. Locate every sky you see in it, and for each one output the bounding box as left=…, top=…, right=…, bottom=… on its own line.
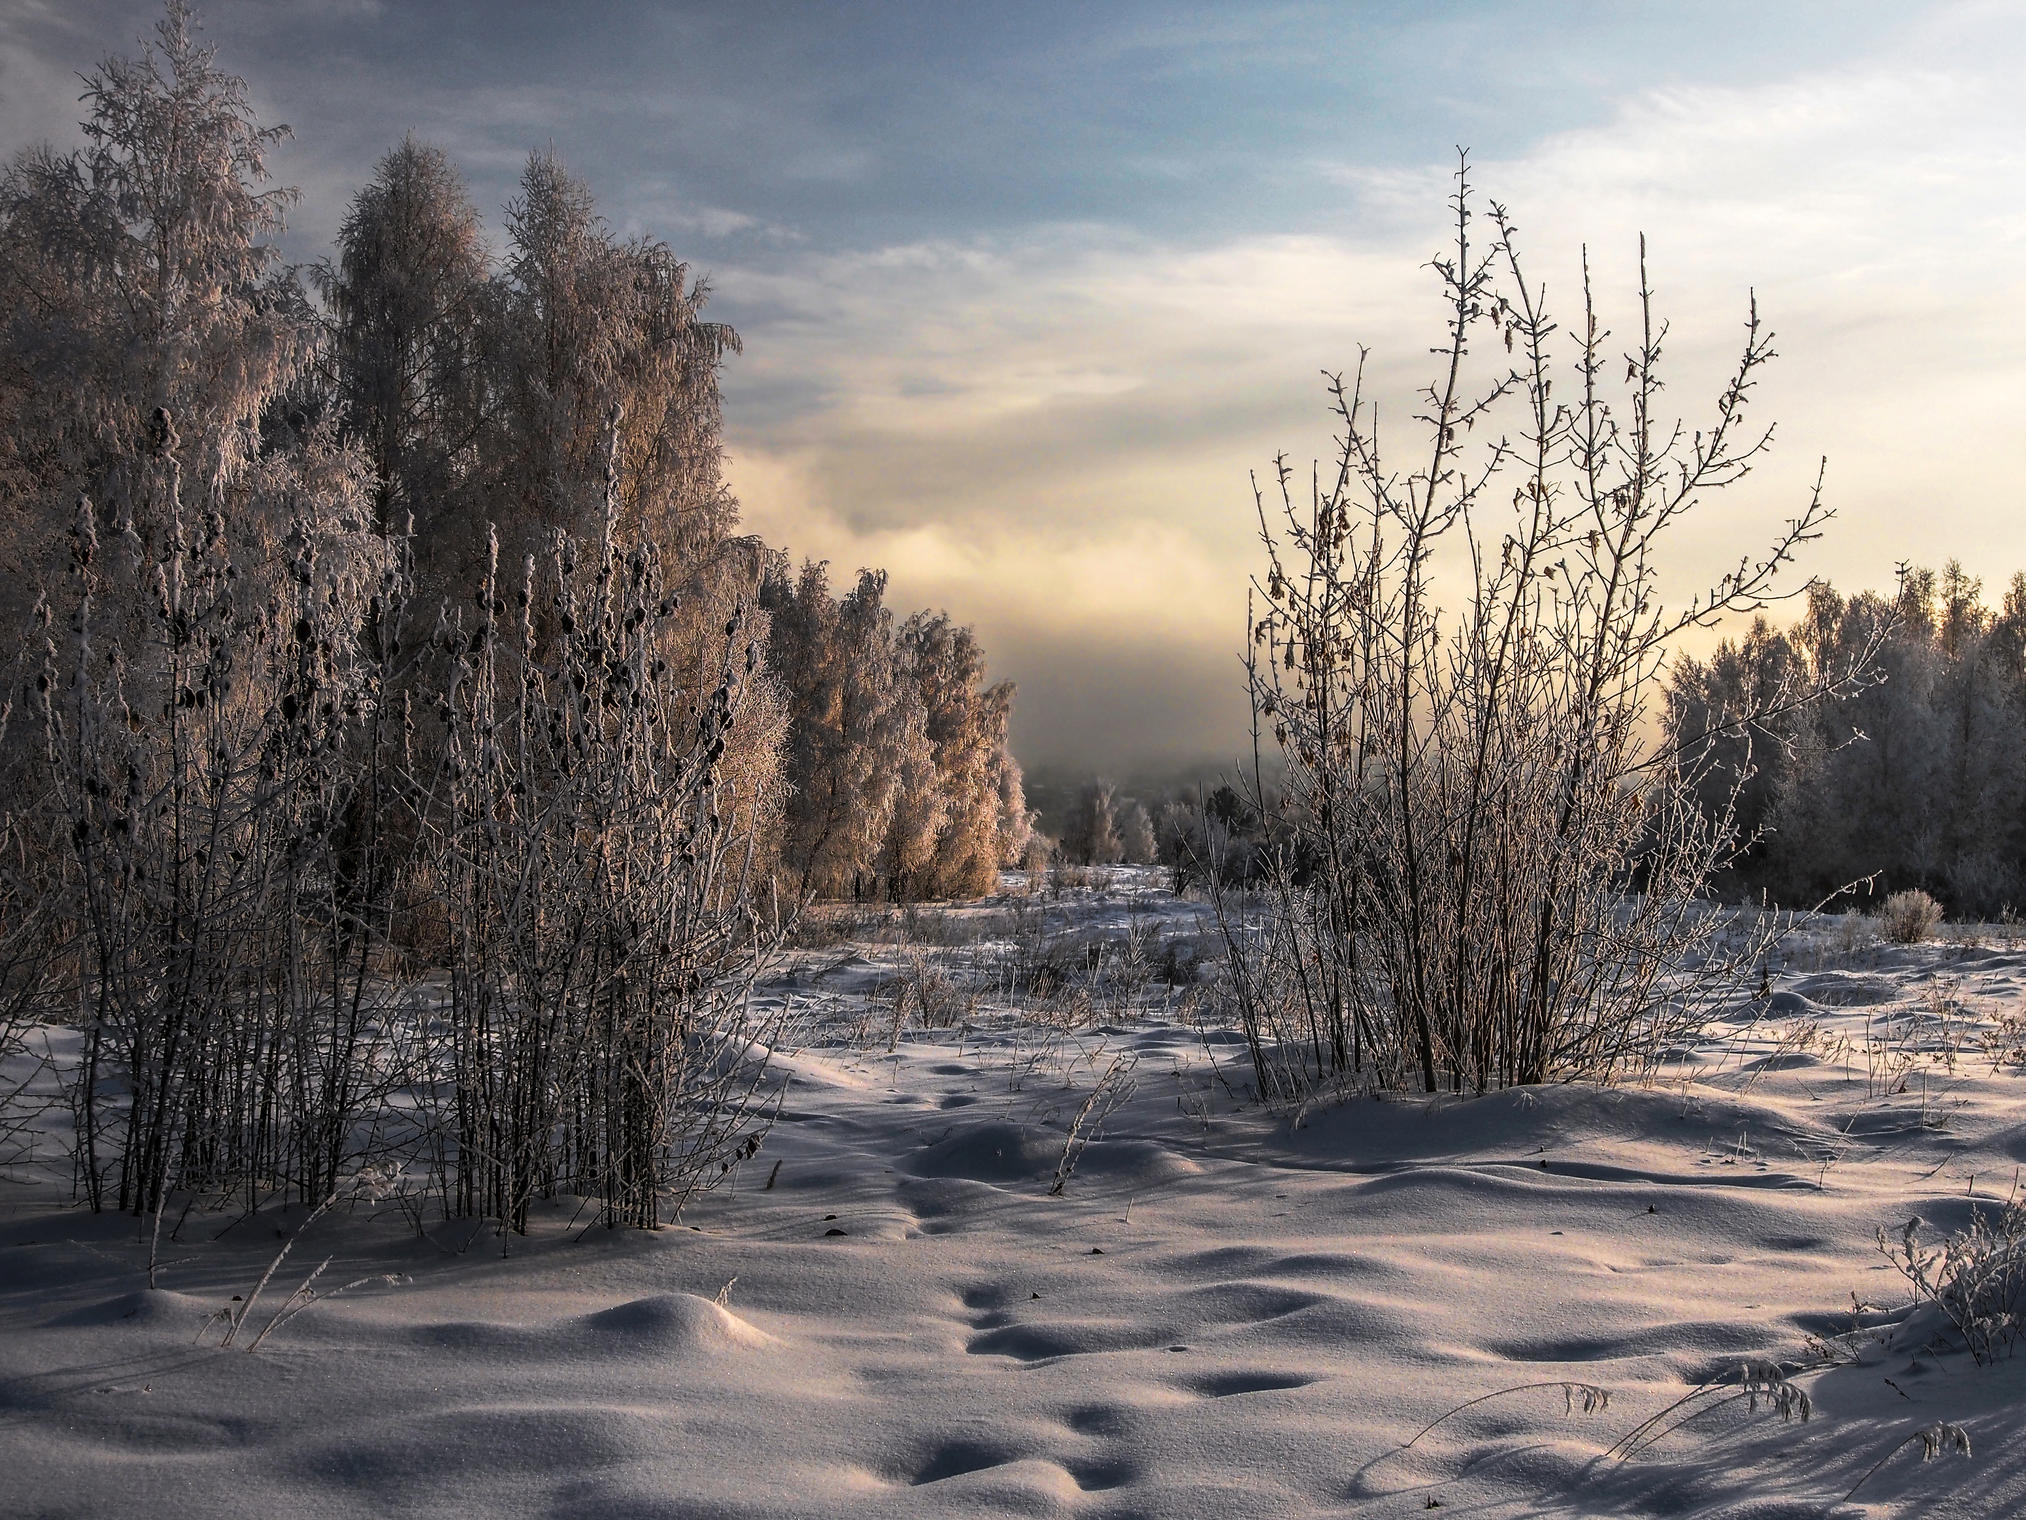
left=3, top=1, right=2023, bottom=776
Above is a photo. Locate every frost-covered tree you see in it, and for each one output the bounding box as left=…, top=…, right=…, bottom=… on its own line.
left=990, top=719, right=1034, bottom=878
left=0, top=0, right=312, bottom=627
left=319, top=137, right=489, bottom=552
left=762, top=563, right=916, bottom=900
left=1926, top=565, right=2023, bottom=909
left=762, top=567, right=1026, bottom=902
left=478, top=150, right=740, bottom=577
left=1064, top=779, right=1124, bottom=865
left=1118, top=799, right=1158, bottom=866
left=1669, top=560, right=2026, bottom=918
left=894, top=612, right=1021, bottom=899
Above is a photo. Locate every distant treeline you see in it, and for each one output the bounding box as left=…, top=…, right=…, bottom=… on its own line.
left=1667, top=563, right=2026, bottom=919
left=1045, top=555, right=2026, bottom=926
left=1035, top=771, right=1269, bottom=892
left=762, top=563, right=1026, bottom=901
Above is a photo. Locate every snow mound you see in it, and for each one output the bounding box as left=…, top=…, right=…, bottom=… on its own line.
left=579, top=1292, right=779, bottom=1351
left=299, top=1404, right=663, bottom=1499
left=1788, top=970, right=1905, bottom=1005
left=903, top=1120, right=1200, bottom=1189
left=1065, top=1137, right=1201, bottom=1185
left=54, top=1288, right=216, bottom=1332
left=1283, top=1081, right=1828, bottom=1168
left=904, top=1121, right=1058, bottom=1182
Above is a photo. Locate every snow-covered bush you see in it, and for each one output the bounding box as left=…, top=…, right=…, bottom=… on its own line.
left=1880, top=1206, right=2026, bottom=1365
left=1879, top=888, right=1944, bottom=944
left=39, top=427, right=404, bottom=1217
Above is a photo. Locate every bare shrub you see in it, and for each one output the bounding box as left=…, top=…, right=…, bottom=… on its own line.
left=1017, top=833, right=1052, bottom=891
left=895, top=902, right=984, bottom=948
left=1008, top=913, right=1163, bottom=1030
left=1981, top=1006, right=2026, bottom=1071
left=1222, top=155, right=1876, bottom=1098
left=421, top=502, right=777, bottom=1235
left=1830, top=906, right=1875, bottom=959
left=1879, top=888, right=1944, bottom=944
left=0, top=696, right=59, bottom=1172
left=39, top=426, right=408, bottom=1216
left=882, top=947, right=975, bottom=1037
left=1099, top=909, right=1158, bottom=1020
left=784, top=905, right=874, bottom=950
left=1050, top=861, right=1096, bottom=895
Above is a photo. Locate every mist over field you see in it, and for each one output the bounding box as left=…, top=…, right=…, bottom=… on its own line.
left=4, top=5, right=2026, bottom=1518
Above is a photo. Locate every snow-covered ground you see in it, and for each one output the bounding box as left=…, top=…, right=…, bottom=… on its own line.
left=6, top=871, right=2026, bottom=1518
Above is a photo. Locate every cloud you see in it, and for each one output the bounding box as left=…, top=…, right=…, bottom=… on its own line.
left=722, top=32, right=2026, bottom=769
left=718, top=229, right=1426, bottom=766
left=6, top=1, right=2019, bottom=773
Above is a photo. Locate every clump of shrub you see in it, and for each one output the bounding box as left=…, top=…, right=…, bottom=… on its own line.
left=1880, top=1205, right=2026, bottom=1365
left=1830, top=907, right=1876, bottom=958
left=0, top=0, right=1032, bottom=1237
left=1879, top=889, right=1944, bottom=944
left=1224, top=156, right=1873, bottom=1098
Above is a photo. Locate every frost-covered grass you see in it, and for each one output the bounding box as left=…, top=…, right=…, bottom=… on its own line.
left=6, top=872, right=2026, bottom=1518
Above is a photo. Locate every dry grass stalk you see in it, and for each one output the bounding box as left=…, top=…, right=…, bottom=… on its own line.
left=1049, top=1050, right=1137, bottom=1195
left=1606, top=1361, right=1811, bottom=1463
left=1401, top=1380, right=1612, bottom=1450
left=1842, top=1420, right=1971, bottom=1504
